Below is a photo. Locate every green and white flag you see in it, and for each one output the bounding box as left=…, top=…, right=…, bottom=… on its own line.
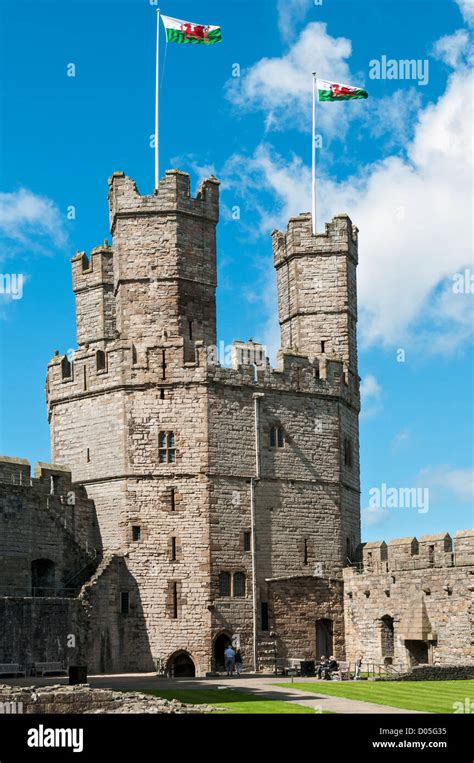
left=317, top=79, right=368, bottom=101
left=161, top=14, right=222, bottom=45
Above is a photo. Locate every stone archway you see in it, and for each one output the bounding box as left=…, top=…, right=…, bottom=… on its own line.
left=213, top=632, right=232, bottom=672
left=167, top=651, right=196, bottom=678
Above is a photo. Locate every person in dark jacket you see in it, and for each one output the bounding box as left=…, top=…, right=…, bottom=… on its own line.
left=234, top=648, right=243, bottom=676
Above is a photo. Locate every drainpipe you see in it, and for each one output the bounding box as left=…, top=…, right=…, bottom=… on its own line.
left=251, top=391, right=264, bottom=673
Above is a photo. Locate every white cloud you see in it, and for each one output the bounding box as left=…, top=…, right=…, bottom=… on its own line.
left=226, top=23, right=366, bottom=137
left=223, top=65, right=474, bottom=353
left=360, top=374, right=382, bottom=418
left=362, top=505, right=390, bottom=527
left=0, top=189, right=66, bottom=260
left=456, top=0, right=474, bottom=26
left=392, top=429, right=411, bottom=450
left=277, top=0, right=312, bottom=42
left=431, top=29, right=472, bottom=68
left=418, top=466, right=474, bottom=503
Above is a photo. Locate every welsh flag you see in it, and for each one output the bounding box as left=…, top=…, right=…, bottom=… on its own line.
left=161, top=14, right=222, bottom=45
left=317, top=79, right=368, bottom=102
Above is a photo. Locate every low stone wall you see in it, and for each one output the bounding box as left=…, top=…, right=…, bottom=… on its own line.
left=396, top=665, right=474, bottom=681
left=0, top=684, right=213, bottom=714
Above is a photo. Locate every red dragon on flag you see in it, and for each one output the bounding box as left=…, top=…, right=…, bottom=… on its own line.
left=180, top=22, right=211, bottom=42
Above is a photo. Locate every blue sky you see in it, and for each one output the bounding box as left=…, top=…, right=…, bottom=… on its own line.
left=0, top=0, right=472, bottom=542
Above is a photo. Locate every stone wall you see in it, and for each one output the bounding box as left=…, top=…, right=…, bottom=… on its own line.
left=0, top=597, right=83, bottom=666
left=269, top=576, right=345, bottom=661
left=343, top=531, right=474, bottom=671
left=0, top=684, right=212, bottom=713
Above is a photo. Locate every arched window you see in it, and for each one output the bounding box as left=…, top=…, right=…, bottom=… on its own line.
left=270, top=426, right=284, bottom=449
left=219, top=572, right=231, bottom=597
left=159, top=431, right=176, bottom=463
left=233, top=572, right=246, bottom=597
left=381, top=615, right=395, bottom=657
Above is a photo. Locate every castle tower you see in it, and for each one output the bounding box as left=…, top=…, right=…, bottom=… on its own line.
left=46, top=174, right=360, bottom=675
left=272, top=213, right=359, bottom=387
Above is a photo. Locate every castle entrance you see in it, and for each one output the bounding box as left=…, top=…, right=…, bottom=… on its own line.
left=315, top=619, right=333, bottom=659
left=168, top=652, right=195, bottom=677
left=214, top=633, right=232, bottom=671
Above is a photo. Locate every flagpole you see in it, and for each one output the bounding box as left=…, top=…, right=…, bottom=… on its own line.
left=154, top=8, right=160, bottom=191
left=312, top=71, right=317, bottom=235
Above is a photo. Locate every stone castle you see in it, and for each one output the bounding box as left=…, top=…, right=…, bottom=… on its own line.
left=0, top=170, right=472, bottom=677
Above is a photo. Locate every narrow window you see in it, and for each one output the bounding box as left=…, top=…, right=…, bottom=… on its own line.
left=159, top=431, right=176, bottom=464
left=270, top=426, right=285, bottom=449
left=321, top=340, right=326, bottom=353
left=277, top=427, right=284, bottom=448
left=243, top=531, right=251, bottom=552
left=170, top=487, right=176, bottom=512
left=86, top=448, right=90, bottom=463
left=61, top=356, right=71, bottom=379
left=233, top=572, right=246, bottom=597
left=428, top=545, right=435, bottom=568
left=171, top=582, right=178, bottom=619
left=132, top=345, right=138, bottom=365
left=346, top=537, right=351, bottom=561
left=303, top=538, right=308, bottom=566
left=120, top=591, right=130, bottom=615
left=269, top=427, right=276, bottom=448
left=343, top=437, right=353, bottom=468
left=160, top=388, right=165, bottom=401
left=50, top=475, right=59, bottom=496
left=132, top=526, right=141, bottom=542
left=188, top=320, right=193, bottom=340
left=219, top=572, right=231, bottom=597
left=83, top=365, right=87, bottom=391
left=96, top=350, right=106, bottom=372
left=261, top=602, right=269, bottom=631
left=171, top=536, right=177, bottom=561
left=161, top=350, right=166, bottom=380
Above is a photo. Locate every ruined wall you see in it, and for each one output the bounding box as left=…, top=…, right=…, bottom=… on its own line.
left=343, top=531, right=474, bottom=670
left=0, top=458, right=100, bottom=596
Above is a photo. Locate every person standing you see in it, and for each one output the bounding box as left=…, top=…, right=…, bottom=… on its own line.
left=235, top=648, right=243, bottom=676
left=354, top=656, right=362, bottom=680
left=224, top=644, right=236, bottom=676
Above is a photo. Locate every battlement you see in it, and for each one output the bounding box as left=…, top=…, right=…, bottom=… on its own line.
left=272, top=213, right=358, bottom=269
left=71, top=241, right=114, bottom=293
left=46, top=339, right=359, bottom=417
left=0, top=456, right=73, bottom=494
left=351, top=531, right=474, bottom=573
left=108, top=170, right=220, bottom=233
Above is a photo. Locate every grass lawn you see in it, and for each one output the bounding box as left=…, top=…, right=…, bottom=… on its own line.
left=146, top=687, right=316, bottom=714
left=277, top=680, right=474, bottom=714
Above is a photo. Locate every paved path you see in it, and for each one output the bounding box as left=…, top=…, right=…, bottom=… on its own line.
left=2, top=673, right=421, bottom=714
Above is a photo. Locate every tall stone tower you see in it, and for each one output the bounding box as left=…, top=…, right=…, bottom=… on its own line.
left=46, top=172, right=360, bottom=675
left=273, top=212, right=358, bottom=387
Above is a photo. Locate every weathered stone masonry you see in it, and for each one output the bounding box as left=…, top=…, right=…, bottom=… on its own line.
left=1, top=168, right=472, bottom=676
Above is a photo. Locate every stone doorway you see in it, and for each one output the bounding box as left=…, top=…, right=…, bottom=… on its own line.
left=214, top=632, right=232, bottom=672
left=405, top=640, right=430, bottom=666
left=168, top=651, right=195, bottom=678
left=315, top=619, right=333, bottom=659
left=31, top=558, right=55, bottom=596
